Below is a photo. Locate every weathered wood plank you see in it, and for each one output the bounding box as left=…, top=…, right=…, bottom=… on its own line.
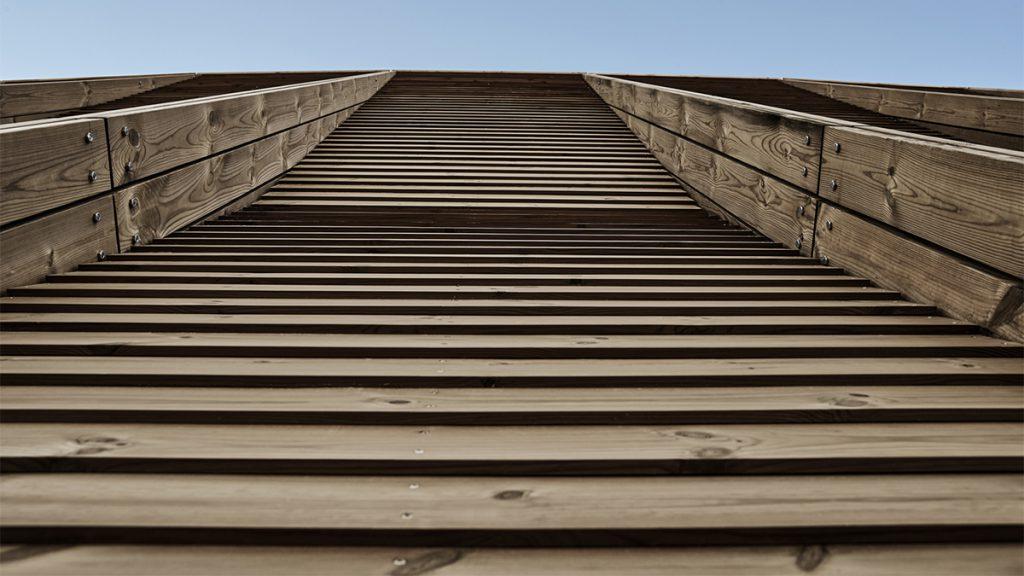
left=1, top=355, right=1018, bottom=387
left=3, top=385, right=1019, bottom=424
left=1, top=544, right=1019, bottom=576
left=0, top=74, right=195, bottom=118
left=612, top=110, right=815, bottom=254
left=2, top=422, right=1020, bottom=474
left=105, top=72, right=392, bottom=186
left=0, top=197, right=117, bottom=294
left=785, top=79, right=1024, bottom=136
left=585, top=74, right=823, bottom=190
left=0, top=118, right=111, bottom=225
left=814, top=203, right=1023, bottom=341
left=820, top=125, right=1024, bottom=277
left=1, top=474, right=1018, bottom=542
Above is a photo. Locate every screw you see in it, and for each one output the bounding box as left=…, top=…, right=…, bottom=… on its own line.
left=393, top=558, right=407, bottom=567
left=121, top=126, right=130, bottom=137
left=825, top=219, right=833, bottom=231
left=804, top=135, right=811, bottom=145
left=132, top=233, right=141, bottom=245
left=795, top=237, right=803, bottom=249
left=820, top=255, right=830, bottom=265
left=84, top=131, right=95, bottom=143
left=830, top=179, right=838, bottom=191
left=125, top=161, right=134, bottom=173
left=88, top=170, right=98, bottom=182
left=797, top=205, right=805, bottom=217
left=92, top=211, right=102, bottom=223
left=96, top=250, right=107, bottom=261
left=802, top=166, right=809, bottom=177
left=409, top=483, right=420, bottom=489
left=414, top=448, right=424, bottom=455
left=833, top=142, right=841, bottom=153
left=401, top=512, right=413, bottom=519
left=128, top=196, right=140, bottom=211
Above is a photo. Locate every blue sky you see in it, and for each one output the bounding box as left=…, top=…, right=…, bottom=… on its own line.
left=2, top=0, right=1022, bottom=87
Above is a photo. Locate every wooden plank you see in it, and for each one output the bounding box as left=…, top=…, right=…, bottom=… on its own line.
left=3, top=385, right=1019, bottom=424
left=0, top=197, right=117, bottom=293
left=611, top=110, right=816, bottom=255
left=1, top=544, right=1020, bottom=576
left=1, top=474, right=1019, bottom=543
left=820, top=125, right=1024, bottom=277
left=784, top=79, right=1024, bottom=136
left=0, top=312, right=980, bottom=335
left=0, top=332, right=1017, bottom=359
left=105, top=72, right=392, bottom=186
left=0, top=118, right=111, bottom=225
left=814, top=203, right=1024, bottom=342
left=2, top=421, right=1020, bottom=474
left=1, top=355, right=1018, bottom=387
left=0, top=74, right=195, bottom=118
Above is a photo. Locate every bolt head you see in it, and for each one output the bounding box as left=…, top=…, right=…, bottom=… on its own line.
left=128, top=197, right=140, bottom=210
left=833, top=142, right=841, bottom=153
left=825, top=219, right=833, bottom=231
left=88, top=170, right=98, bottom=182
left=92, top=211, right=102, bottom=223
left=830, top=179, right=838, bottom=191
left=804, top=135, right=811, bottom=145
left=802, top=166, right=809, bottom=177
left=84, top=131, right=95, bottom=143
left=393, top=558, right=407, bottom=567
left=795, top=237, right=803, bottom=249
left=121, top=126, right=130, bottom=136
left=125, top=161, right=134, bottom=173
left=820, top=255, right=830, bottom=265
left=132, top=233, right=141, bottom=245
left=797, top=205, right=805, bottom=216
left=96, top=250, right=107, bottom=261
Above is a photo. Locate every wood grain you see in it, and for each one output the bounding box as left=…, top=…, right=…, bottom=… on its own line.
left=1, top=544, right=1019, bottom=576
left=814, top=203, right=1023, bottom=341
left=820, top=125, right=1024, bottom=277
left=0, top=118, right=111, bottom=225
left=0, top=74, right=194, bottom=118
left=0, top=197, right=117, bottom=294
left=105, top=72, right=392, bottom=186
left=613, top=110, right=816, bottom=254
left=785, top=79, right=1024, bottom=136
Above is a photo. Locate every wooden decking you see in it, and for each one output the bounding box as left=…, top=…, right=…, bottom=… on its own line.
left=1, top=72, right=1022, bottom=574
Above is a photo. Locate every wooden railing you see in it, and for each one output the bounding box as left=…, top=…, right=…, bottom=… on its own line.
left=0, top=71, right=394, bottom=292
left=0, top=73, right=196, bottom=121
left=586, top=73, right=1024, bottom=341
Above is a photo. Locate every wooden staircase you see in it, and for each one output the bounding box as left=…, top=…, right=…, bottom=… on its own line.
left=1, top=72, right=1021, bottom=575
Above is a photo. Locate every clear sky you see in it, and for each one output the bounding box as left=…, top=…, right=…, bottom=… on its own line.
left=2, top=0, right=1022, bottom=88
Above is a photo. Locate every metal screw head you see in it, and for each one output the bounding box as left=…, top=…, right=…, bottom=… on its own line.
left=393, top=558, right=407, bottom=567
left=797, top=205, right=805, bottom=217
left=128, top=196, right=140, bottom=210
left=92, top=211, right=102, bottom=223
left=802, top=166, right=808, bottom=177
left=121, top=126, right=130, bottom=137
left=125, top=161, right=134, bottom=173
left=804, top=135, right=811, bottom=145
left=795, top=237, right=803, bottom=249
left=401, top=512, right=413, bottom=519
left=825, top=219, right=833, bottom=231
left=132, top=233, right=141, bottom=245
left=830, top=179, right=838, bottom=191
left=96, top=250, right=107, bottom=261
left=88, top=170, right=98, bottom=182
left=819, top=255, right=830, bottom=265
left=84, top=131, right=96, bottom=143
left=833, top=142, right=841, bottom=153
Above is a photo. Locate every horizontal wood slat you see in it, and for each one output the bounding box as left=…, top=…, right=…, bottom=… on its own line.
left=0, top=118, right=111, bottom=225
left=821, top=125, right=1024, bottom=278
left=0, top=74, right=195, bottom=119
left=785, top=79, right=1024, bottom=137
left=0, top=196, right=117, bottom=293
